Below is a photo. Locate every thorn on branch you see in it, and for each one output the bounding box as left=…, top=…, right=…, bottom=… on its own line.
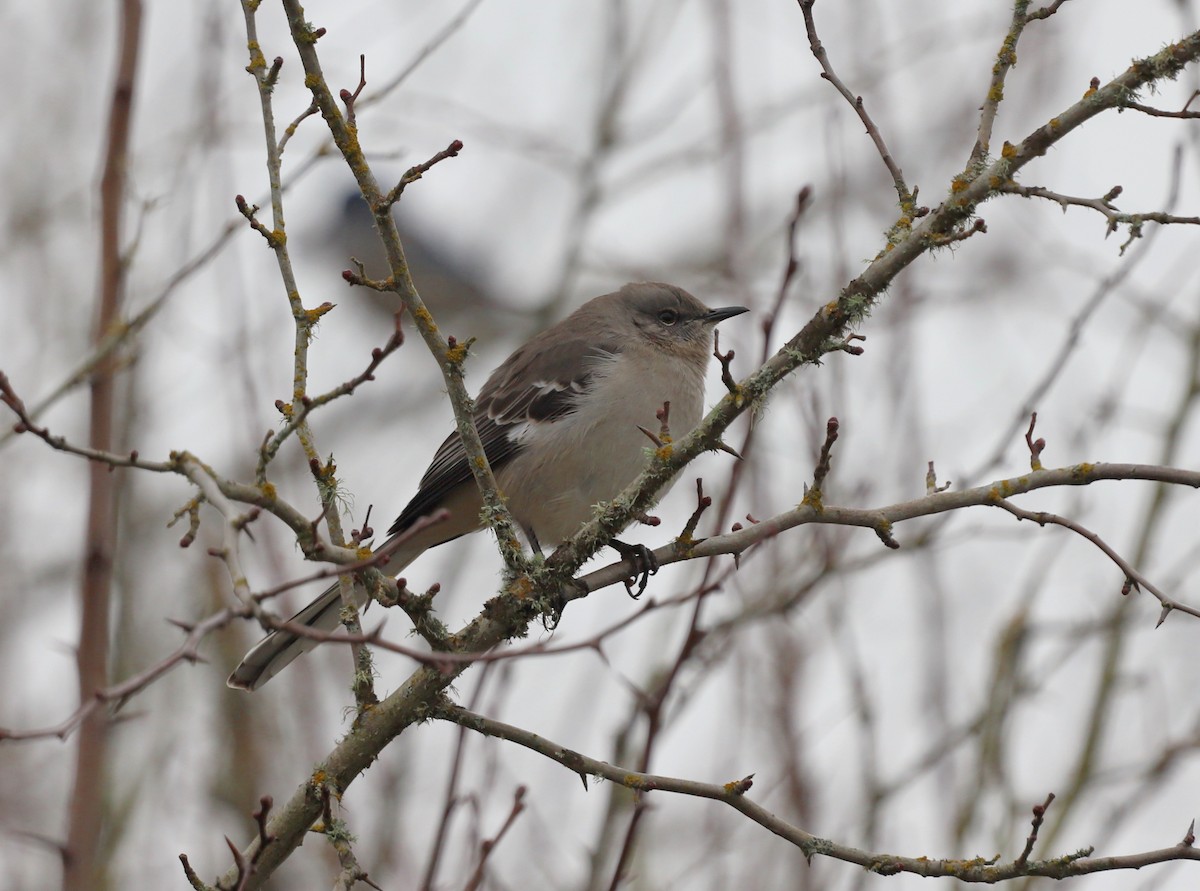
left=1025, top=412, right=1046, bottom=470
left=715, top=440, right=744, bottom=461
left=636, top=424, right=664, bottom=448
left=351, top=505, right=375, bottom=545
left=639, top=402, right=674, bottom=448
left=233, top=507, right=262, bottom=540
left=724, top=774, right=755, bottom=796
left=1157, top=602, right=1173, bottom=628
left=223, top=834, right=251, bottom=887
left=1180, top=818, right=1196, bottom=848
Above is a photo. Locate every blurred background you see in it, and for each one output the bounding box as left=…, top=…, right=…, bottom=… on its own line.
left=3, top=1, right=1200, bottom=888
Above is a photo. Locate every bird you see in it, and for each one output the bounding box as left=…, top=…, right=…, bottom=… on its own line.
left=228, top=282, right=748, bottom=690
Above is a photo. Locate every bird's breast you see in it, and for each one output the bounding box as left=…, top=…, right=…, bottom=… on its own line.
left=497, top=351, right=707, bottom=545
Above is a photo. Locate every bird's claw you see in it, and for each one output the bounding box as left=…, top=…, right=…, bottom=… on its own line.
left=611, top=539, right=659, bottom=599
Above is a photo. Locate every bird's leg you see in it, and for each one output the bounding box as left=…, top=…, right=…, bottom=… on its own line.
left=526, top=526, right=545, bottom=559
left=610, top=538, right=659, bottom=599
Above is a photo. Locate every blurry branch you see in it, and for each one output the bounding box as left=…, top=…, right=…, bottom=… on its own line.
left=462, top=786, right=526, bottom=891
left=0, top=608, right=238, bottom=744
left=0, top=372, right=174, bottom=472
left=319, top=782, right=381, bottom=891
left=64, top=3, right=143, bottom=890
left=549, top=0, right=637, bottom=302
left=0, top=508, right=455, bottom=745
left=0, top=218, right=234, bottom=448
left=343, top=0, right=488, bottom=117
left=434, top=702, right=1200, bottom=882
left=0, top=111, right=333, bottom=450
left=419, top=663, right=497, bottom=891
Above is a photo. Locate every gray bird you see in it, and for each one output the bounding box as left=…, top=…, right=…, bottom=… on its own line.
left=229, top=282, right=747, bottom=690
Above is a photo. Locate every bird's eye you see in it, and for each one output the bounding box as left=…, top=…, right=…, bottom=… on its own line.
left=657, top=309, right=679, bottom=325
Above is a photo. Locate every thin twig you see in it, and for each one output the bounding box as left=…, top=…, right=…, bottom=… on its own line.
left=992, top=499, right=1200, bottom=623
left=796, top=0, right=910, bottom=206
left=379, top=139, right=464, bottom=211
left=999, top=181, right=1200, bottom=254
left=1125, top=89, right=1200, bottom=118
left=462, top=786, right=526, bottom=891
left=435, top=703, right=1200, bottom=881
left=1016, top=793, right=1056, bottom=865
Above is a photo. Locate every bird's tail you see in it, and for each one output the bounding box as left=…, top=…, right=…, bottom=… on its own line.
left=226, top=580, right=356, bottom=691
left=227, top=498, right=477, bottom=691
left=227, top=529, right=439, bottom=691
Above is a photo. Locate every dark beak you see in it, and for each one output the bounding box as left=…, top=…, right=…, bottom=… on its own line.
left=703, top=305, right=749, bottom=324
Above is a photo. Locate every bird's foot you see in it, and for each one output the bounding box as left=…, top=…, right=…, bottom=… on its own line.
left=610, top=539, right=659, bottom=599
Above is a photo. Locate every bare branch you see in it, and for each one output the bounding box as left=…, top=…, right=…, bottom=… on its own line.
left=992, top=499, right=1200, bottom=623
left=1016, top=793, right=1057, bottom=866
left=463, top=786, right=526, bottom=891
left=999, top=181, right=1200, bottom=254
left=379, top=138, right=465, bottom=211
left=435, top=703, right=1200, bottom=881
left=1125, top=89, right=1200, bottom=118
left=795, top=0, right=911, bottom=208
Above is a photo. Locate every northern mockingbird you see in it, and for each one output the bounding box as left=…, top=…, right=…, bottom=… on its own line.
left=229, top=282, right=747, bottom=690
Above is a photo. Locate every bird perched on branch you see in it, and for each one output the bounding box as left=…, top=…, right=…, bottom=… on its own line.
left=229, top=281, right=747, bottom=690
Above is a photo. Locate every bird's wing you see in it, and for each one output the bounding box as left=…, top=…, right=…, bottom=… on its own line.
left=387, top=333, right=620, bottom=537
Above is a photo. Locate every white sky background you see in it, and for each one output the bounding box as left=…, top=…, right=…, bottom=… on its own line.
left=2, top=1, right=1200, bottom=889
